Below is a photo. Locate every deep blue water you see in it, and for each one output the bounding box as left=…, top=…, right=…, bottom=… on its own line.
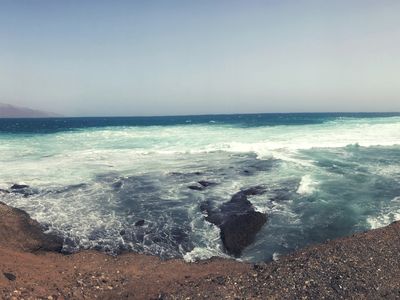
left=1, top=112, right=399, bottom=134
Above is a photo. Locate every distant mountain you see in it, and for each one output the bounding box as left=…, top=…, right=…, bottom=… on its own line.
left=0, top=103, right=60, bottom=118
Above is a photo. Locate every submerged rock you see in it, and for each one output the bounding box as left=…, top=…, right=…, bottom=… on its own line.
left=0, top=201, right=63, bottom=252
left=270, top=188, right=292, bottom=201
left=189, top=180, right=217, bottom=191
left=111, top=180, right=123, bottom=190
left=135, top=220, right=145, bottom=227
left=202, top=186, right=268, bottom=257
left=51, top=183, right=87, bottom=194
left=9, top=184, right=38, bottom=197
left=198, top=180, right=217, bottom=187
left=188, top=185, right=204, bottom=191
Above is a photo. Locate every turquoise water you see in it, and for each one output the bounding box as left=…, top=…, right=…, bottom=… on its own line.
left=0, top=113, right=399, bottom=262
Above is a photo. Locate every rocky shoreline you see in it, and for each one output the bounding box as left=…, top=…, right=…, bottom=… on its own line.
left=1, top=201, right=400, bottom=299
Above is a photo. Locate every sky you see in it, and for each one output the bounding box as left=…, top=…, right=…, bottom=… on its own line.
left=0, top=0, right=399, bottom=116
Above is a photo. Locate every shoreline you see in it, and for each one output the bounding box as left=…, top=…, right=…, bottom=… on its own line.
left=1, top=202, right=400, bottom=299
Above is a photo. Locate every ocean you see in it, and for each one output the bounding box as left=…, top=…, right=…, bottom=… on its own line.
left=0, top=112, right=399, bottom=262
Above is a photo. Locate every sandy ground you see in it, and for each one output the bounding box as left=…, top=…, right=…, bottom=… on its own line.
left=1, top=201, right=400, bottom=299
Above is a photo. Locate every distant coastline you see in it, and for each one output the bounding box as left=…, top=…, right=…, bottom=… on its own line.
left=0, top=103, right=61, bottom=118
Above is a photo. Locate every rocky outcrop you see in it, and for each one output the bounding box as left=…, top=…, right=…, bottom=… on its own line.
left=220, top=211, right=267, bottom=256
left=201, top=186, right=267, bottom=256
left=188, top=180, right=217, bottom=191
left=0, top=184, right=39, bottom=197
left=0, top=201, right=63, bottom=252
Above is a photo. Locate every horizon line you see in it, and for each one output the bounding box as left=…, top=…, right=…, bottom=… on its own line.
left=1, top=111, right=400, bottom=120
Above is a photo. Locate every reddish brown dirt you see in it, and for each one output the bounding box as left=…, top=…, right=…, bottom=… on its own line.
left=1, top=202, right=400, bottom=299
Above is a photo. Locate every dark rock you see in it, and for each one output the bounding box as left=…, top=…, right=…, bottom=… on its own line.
left=220, top=211, right=267, bottom=257
left=189, top=181, right=216, bottom=191
left=200, top=201, right=222, bottom=226
left=242, top=185, right=267, bottom=196
left=202, top=186, right=268, bottom=256
left=112, top=180, right=123, bottom=189
left=135, top=220, right=145, bottom=227
left=3, top=272, right=16, bottom=281
left=170, top=171, right=203, bottom=177
left=9, top=184, right=38, bottom=197
left=10, top=184, right=29, bottom=190
left=0, top=201, right=63, bottom=252
left=0, top=189, right=10, bottom=194
left=198, top=180, right=217, bottom=187
left=119, top=229, right=126, bottom=236
left=188, top=185, right=204, bottom=191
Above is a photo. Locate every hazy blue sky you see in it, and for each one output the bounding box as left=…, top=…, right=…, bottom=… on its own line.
left=0, top=0, right=399, bottom=116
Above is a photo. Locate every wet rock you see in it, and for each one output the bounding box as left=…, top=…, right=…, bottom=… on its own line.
left=135, top=220, right=145, bottom=227
left=3, top=272, right=16, bottom=281
left=220, top=211, right=267, bottom=257
left=200, top=201, right=223, bottom=225
left=111, top=180, right=123, bottom=190
left=242, top=185, right=267, bottom=196
left=239, top=159, right=277, bottom=176
left=9, top=184, right=38, bottom=197
left=202, top=186, right=268, bottom=256
left=198, top=180, right=217, bottom=188
left=169, top=171, right=203, bottom=178
left=220, top=192, right=253, bottom=217
left=10, top=184, right=29, bottom=190
left=189, top=180, right=217, bottom=191
left=0, top=201, right=63, bottom=252
left=188, top=185, right=204, bottom=191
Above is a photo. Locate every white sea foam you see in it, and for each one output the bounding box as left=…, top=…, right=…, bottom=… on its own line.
left=297, top=175, right=318, bottom=195
left=367, top=197, right=400, bottom=229
left=1, top=116, right=400, bottom=261
left=272, top=252, right=280, bottom=261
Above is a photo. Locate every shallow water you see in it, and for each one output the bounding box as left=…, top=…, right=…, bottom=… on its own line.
left=0, top=113, right=399, bottom=262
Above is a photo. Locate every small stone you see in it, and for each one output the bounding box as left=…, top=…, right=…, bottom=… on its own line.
left=4, top=272, right=16, bottom=281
